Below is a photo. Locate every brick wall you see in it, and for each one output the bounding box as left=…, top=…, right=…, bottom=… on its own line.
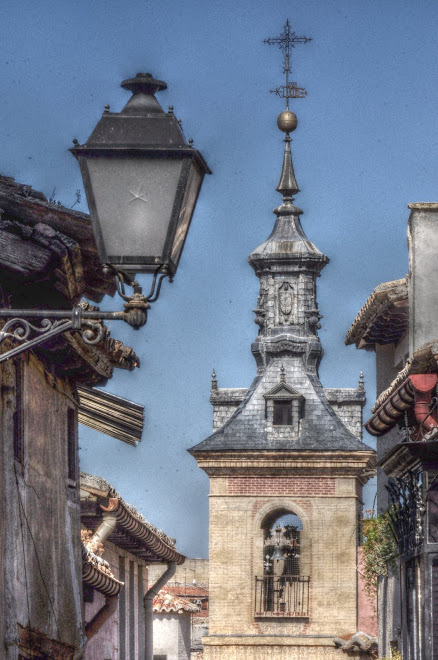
left=208, top=480, right=360, bottom=644
left=228, top=477, right=336, bottom=496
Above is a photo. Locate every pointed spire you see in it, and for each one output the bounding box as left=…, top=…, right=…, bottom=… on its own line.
left=276, top=134, right=299, bottom=198
left=359, top=371, right=364, bottom=391
left=211, top=369, right=218, bottom=391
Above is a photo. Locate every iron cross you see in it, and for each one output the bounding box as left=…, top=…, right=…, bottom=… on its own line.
left=264, top=20, right=311, bottom=108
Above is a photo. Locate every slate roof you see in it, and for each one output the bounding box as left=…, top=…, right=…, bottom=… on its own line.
left=190, top=138, right=374, bottom=458
left=190, top=369, right=371, bottom=453
left=248, top=212, right=328, bottom=267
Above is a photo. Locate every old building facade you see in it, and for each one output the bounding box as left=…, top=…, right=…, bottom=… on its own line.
left=0, top=175, right=140, bottom=660
left=190, top=112, right=376, bottom=658
left=346, top=204, right=438, bottom=659
left=0, top=175, right=183, bottom=660
left=80, top=473, right=185, bottom=660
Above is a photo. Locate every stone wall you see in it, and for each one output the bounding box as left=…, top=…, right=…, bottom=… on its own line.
left=324, top=389, right=365, bottom=440
left=211, top=389, right=247, bottom=432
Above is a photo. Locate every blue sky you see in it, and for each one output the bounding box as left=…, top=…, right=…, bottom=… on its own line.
left=2, top=0, right=438, bottom=557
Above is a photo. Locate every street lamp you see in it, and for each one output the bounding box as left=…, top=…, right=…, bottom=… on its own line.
left=0, top=72, right=210, bottom=363
left=71, top=72, right=210, bottom=275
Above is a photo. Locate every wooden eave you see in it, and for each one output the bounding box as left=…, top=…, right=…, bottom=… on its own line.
left=27, top=329, right=139, bottom=387
left=0, top=175, right=115, bottom=302
left=77, top=385, right=144, bottom=445
left=345, top=278, right=408, bottom=349
left=80, top=496, right=185, bottom=565
left=366, top=340, right=438, bottom=421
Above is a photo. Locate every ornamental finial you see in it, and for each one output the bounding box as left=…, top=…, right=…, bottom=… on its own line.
left=265, top=20, right=311, bottom=204
left=280, top=364, right=286, bottom=383
left=211, top=368, right=218, bottom=391
left=276, top=134, right=299, bottom=198
left=264, top=19, right=311, bottom=112
left=359, top=371, right=365, bottom=391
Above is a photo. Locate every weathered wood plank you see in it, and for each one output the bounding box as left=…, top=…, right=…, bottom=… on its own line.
left=0, top=231, right=51, bottom=277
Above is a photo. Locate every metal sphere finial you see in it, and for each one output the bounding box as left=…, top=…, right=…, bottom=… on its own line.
left=277, top=110, right=297, bottom=133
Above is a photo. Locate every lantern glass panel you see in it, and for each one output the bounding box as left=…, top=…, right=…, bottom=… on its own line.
left=170, top=161, right=203, bottom=268
left=86, top=157, right=183, bottom=265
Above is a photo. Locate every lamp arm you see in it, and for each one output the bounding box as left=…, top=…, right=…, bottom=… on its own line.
left=0, top=266, right=173, bottom=363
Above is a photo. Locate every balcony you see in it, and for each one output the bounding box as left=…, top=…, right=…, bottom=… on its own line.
left=255, top=575, right=310, bottom=618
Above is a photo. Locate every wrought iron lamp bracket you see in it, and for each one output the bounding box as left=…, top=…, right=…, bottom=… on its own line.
left=0, top=264, right=171, bottom=364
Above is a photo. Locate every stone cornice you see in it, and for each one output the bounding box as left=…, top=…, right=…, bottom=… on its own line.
left=203, top=635, right=337, bottom=646
left=190, top=449, right=376, bottom=480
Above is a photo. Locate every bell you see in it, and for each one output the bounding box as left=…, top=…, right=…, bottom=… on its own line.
left=271, top=544, right=286, bottom=561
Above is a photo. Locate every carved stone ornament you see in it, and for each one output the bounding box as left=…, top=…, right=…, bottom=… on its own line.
left=278, top=281, right=294, bottom=320
left=254, top=281, right=268, bottom=328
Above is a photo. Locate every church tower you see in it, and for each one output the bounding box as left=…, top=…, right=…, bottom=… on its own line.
left=189, top=21, right=376, bottom=660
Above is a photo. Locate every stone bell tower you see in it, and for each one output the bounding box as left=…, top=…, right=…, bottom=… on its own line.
left=189, top=21, right=375, bottom=660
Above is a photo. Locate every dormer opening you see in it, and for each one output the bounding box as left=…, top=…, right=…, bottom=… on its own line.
left=273, top=400, right=293, bottom=426
left=264, top=366, right=304, bottom=433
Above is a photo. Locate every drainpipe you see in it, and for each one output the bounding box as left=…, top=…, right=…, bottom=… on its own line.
left=91, top=511, right=118, bottom=545
left=77, top=510, right=119, bottom=654
left=410, top=374, right=438, bottom=434
left=85, top=595, right=119, bottom=640
left=144, top=562, right=177, bottom=660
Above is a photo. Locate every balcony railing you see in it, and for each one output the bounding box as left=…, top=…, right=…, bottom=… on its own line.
left=255, top=575, right=310, bottom=617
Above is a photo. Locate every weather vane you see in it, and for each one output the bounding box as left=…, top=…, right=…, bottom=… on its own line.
left=264, top=19, right=311, bottom=111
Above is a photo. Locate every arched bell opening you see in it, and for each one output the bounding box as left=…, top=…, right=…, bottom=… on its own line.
left=255, top=508, right=310, bottom=617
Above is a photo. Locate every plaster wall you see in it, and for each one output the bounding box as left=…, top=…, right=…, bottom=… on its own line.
left=3, top=354, right=85, bottom=657
left=153, top=614, right=191, bottom=660
left=378, top=572, right=401, bottom=657
left=84, top=542, right=148, bottom=660
left=205, top=475, right=361, bottom=657
left=408, top=205, right=438, bottom=354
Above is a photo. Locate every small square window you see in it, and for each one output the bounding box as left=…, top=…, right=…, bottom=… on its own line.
left=273, top=400, right=292, bottom=426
